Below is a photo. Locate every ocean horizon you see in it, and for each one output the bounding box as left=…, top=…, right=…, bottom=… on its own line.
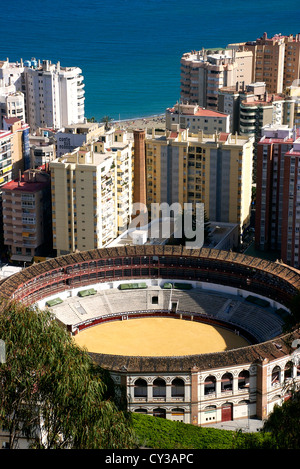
left=2, top=0, right=300, bottom=121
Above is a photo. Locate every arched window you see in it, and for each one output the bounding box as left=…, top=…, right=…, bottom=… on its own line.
left=270, top=394, right=281, bottom=403
left=238, top=370, right=250, bottom=390
left=271, top=366, right=281, bottom=385
left=134, top=408, right=148, bottom=414
left=204, top=375, right=216, bottom=395
left=134, top=378, right=147, bottom=398
left=238, top=399, right=250, bottom=405
left=171, top=378, right=185, bottom=398
left=153, top=378, right=166, bottom=398
left=284, top=361, right=293, bottom=380
left=153, top=408, right=166, bottom=418
left=221, top=372, right=233, bottom=392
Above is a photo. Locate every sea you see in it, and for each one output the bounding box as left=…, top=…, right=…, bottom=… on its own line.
left=1, top=0, right=300, bottom=122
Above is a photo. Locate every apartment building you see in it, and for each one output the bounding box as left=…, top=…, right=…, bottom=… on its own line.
left=255, top=125, right=295, bottom=255
left=0, top=58, right=85, bottom=131
left=2, top=117, right=30, bottom=175
left=55, top=122, right=105, bottom=157
left=0, top=118, right=29, bottom=191
left=239, top=83, right=286, bottom=142
left=2, top=169, right=51, bottom=262
left=284, top=85, right=300, bottom=128
left=166, top=103, right=230, bottom=133
left=0, top=58, right=24, bottom=85
left=0, top=130, right=13, bottom=189
left=145, top=128, right=253, bottom=232
left=180, top=48, right=253, bottom=110
left=281, top=139, right=300, bottom=268
left=50, top=132, right=132, bottom=256
left=29, top=132, right=56, bottom=169
left=0, top=91, right=25, bottom=129
left=217, top=85, right=241, bottom=133
left=23, top=59, right=85, bottom=130
left=231, top=32, right=300, bottom=94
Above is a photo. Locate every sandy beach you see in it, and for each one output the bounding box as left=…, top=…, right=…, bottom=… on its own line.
left=112, top=114, right=166, bottom=132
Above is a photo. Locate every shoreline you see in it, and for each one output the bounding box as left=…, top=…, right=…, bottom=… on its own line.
left=111, top=112, right=165, bottom=124
left=109, top=113, right=166, bottom=131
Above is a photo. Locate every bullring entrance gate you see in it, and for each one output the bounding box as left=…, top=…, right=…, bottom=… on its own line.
left=221, top=403, right=233, bottom=422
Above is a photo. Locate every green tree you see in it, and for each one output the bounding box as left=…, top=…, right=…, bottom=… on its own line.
left=0, top=300, right=135, bottom=449
left=262, top=389, right=300, bottom=449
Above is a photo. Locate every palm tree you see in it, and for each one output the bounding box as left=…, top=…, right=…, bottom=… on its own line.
left=101, top=115, right=113, bottom=130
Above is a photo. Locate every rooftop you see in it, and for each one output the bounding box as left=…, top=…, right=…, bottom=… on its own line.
left=2, top=176, right=49, bottom=193
left=167, top=105, right=228, bottom=118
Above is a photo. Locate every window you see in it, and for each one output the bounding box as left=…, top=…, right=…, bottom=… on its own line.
left=134, top=379, right=147, bottom=398
left=221, top=373, right=233, bottom=392
left=153, top=378, right=166, bottom=398
left=171, top=378, right=184, bottom=398
left=204, top=375, right=216, bottom=395
left=238, top=370, right=250, bottom=389
left=271, top=366, right=281, bottom=385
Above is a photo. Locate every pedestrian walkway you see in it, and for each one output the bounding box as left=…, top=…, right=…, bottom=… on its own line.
left=204, top=418, right=264, bottom=433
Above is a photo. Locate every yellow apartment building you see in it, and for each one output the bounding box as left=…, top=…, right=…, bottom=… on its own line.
left=145, top=128, right=253, bottom=233
left=0, top=130, right=13, bottom=188
left=50, top=133, right=132, bottom=256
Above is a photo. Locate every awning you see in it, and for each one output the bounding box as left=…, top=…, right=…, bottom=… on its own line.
left=11, top=254, right=33, bottom=262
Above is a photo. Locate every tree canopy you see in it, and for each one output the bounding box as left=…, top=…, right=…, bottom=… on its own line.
left=261, top=387, right=300, bottom=449
left=0, top=300, right=135, bottom=449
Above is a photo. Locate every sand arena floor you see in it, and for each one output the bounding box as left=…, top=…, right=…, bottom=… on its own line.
left=74, top=317, right=249, bottom=357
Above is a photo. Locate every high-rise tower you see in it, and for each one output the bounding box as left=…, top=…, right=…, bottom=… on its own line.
left=133, top=129, right=147, bottom=219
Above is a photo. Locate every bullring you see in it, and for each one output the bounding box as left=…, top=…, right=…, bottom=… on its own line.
left=1, top=244, right=300, bottom=426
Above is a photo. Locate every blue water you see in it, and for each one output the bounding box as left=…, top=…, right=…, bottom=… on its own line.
left=1, top=0, right=300, bottom=121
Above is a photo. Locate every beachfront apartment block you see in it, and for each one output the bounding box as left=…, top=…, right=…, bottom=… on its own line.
left=23, top=59, right=85, bottom=130
left=50, top=132, right=133, bottom=256
left=0, top=58, right=85, bottom=131
left=165, top=103, right=230, bottom=133
left=145, top=128, right=253, bottom=233
left=229, top=32, right=300, bottom=94
left=180, top=48, right=253, bottom=110
left=182, top=32, right=300, bottom=120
